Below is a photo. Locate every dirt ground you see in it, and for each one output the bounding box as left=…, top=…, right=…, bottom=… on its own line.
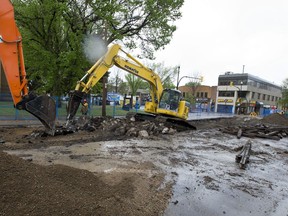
left=0, top=114, right=288, bottom=216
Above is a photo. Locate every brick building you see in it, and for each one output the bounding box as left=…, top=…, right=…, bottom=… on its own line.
left=178, top=85, right=217, bottom=111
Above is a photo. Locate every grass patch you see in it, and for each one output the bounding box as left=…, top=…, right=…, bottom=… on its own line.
left=0, top=101, right=144, bottom=120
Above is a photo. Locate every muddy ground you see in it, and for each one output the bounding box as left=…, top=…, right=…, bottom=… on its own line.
left=0, top=114, right=288, bottom=216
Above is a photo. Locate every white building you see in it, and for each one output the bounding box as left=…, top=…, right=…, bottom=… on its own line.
left=215, top=72, right=282, bottom=115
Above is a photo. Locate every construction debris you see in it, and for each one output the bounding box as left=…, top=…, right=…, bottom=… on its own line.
left=220, top=113, right=288, bottom=140
left=220, top=125, right=288, bottom=140
left=53, top=115, right=195, bottom=138
left=262, top=113, right=288, bottom=125
left=0, top=114, right=288, bottom=216
left=235, top=140, right=252, bottom=169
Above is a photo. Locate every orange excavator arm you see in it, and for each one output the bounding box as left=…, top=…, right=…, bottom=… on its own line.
left=0, top=0, right=56, bottom=134
left=0, top=0, right=29, bottom=105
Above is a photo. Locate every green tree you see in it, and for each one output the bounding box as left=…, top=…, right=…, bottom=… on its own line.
left=279, top=78, right=288, bottom=110
left=13, top=0, right=90, bottom=96
left=118, top=81, right=129, bottom=96
left=107, top=71, right=123, bottom=93
left=125, top=74, right=144, bottom=95
left=12, top=0, right=184, bottom=95
left=148, top=62, right=177, bottom=89
left=183, top=82, right=198, bottom=104
left=184, top=75, right=202, bottom=104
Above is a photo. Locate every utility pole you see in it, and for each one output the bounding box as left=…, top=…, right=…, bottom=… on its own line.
left=102, top=4, right=110, bottom=117
left=102, top=73, right=109, bottom=116
left=176, top=66, right=180, bottom=90
left=242, top=65, right=245, bottom=73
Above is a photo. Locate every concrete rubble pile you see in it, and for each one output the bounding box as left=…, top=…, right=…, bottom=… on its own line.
left=220, top=113, right=288, bottom=140
left=69, top=115, right=179, bottom=138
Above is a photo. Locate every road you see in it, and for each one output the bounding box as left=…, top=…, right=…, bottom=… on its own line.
left=3, top=122, right=288, bottom=216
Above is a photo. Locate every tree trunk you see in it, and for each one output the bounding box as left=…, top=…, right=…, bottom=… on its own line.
left=102, top=75, right=108, bottom=116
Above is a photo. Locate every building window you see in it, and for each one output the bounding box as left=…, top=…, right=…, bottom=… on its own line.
left=182, top=92, right=186, bottom=97
left=219, top=81, right=231, bottom=86
left=262, top=94, right=266, bottom=100
left=267, top=95, right=270, bottom=101
left=257, top=93, right=261, bottom=100
left=196, top=92, right=200, bottom=97
left=200, top=92, right=204, bottom=97
left=218, top=91, right=235, bottom=97
left=204, top=92, right=208, bottom=98
left=275, top=97, right=278, bottom=101
left=271, top=96, right=274, bottom=101
left=251, top=92, right=255, bottom=99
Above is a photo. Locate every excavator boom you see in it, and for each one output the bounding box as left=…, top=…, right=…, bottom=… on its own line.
left=0, top=0, right=56, bottom=134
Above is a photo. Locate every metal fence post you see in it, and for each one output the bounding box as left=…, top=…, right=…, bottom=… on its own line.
left=15, top=109, right=18, bottom=120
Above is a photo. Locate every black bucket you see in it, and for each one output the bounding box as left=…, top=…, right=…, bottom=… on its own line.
left=25, top=95, right=56, bottom=135
left=66, top=90, right=86, bottom=121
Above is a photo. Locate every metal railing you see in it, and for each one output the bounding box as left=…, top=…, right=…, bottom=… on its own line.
left=0, top=93, right=141, bottom=121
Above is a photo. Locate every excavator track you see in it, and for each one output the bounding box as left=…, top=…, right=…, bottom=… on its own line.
left=126, top=112, right=196, bottom=131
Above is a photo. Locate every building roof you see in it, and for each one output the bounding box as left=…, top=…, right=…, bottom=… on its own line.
left=219, top=72, right=281, bottom=89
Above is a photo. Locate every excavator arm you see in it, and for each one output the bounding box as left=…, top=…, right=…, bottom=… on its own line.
left=67, top=44, right=189, bottom=122
left=0, top=0, right=28, bottom=104
left=0, top=0, right=56, bottom=134
left=67, top=44, right=163, bottom=120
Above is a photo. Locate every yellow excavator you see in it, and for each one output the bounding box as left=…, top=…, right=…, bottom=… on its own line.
left=0, top=0, right=56, bottom=135
left=67, top=44, right=192, bottom=127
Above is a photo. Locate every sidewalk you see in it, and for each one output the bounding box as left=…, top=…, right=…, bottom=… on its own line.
left=188, top=111, right=234, bottom=120
left=0, top=119, right=66, bottom=126
left=0, top=112, right=235, bottom=126
left=0, top=120, right=42, bottom=126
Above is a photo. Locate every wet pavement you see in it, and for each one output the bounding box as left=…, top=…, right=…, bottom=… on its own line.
left=163, top=131, right=288, bottom=216
left=5, top=128, right=288, bottom=216
left=187, top=111, right=234, bottom=120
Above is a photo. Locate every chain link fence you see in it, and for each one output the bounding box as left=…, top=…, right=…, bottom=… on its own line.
left=0, top=93, right=142, bottom=121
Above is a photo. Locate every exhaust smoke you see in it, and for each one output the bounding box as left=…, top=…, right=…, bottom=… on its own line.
left=83, top=34, right=108, bottom=63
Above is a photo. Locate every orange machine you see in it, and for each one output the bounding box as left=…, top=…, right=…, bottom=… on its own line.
left=0, top=0, right=56, bottom=134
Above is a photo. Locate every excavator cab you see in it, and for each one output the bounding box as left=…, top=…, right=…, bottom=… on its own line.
left=159, top=89, right=182, bottom=111
left=157, top=89, right=189, bottom=120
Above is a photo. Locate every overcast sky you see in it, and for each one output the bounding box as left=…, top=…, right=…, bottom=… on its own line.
left=154, top=0, right=288, bottom=87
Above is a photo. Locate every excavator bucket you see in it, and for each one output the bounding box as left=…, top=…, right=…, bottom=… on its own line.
left=66, top=90, right=86, bottom=121
left=25, top=95, right=56, bottom=135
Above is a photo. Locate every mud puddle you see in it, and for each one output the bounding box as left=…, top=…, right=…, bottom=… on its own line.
left=163, top=130, right=288, bottom=216
left=5, top=129, right=288, bottom=216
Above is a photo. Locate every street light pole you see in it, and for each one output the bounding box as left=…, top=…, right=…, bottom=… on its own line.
left=176, top=75, right=202, bottom=90
left=239, top=81, right=243, bottom=98
left=177, top=76, right=188, bottom=90
left=176, top=66, right=180, bottom=90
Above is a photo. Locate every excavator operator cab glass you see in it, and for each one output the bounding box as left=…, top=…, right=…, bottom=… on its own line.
left=159, top=89, right=182, bottom=111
